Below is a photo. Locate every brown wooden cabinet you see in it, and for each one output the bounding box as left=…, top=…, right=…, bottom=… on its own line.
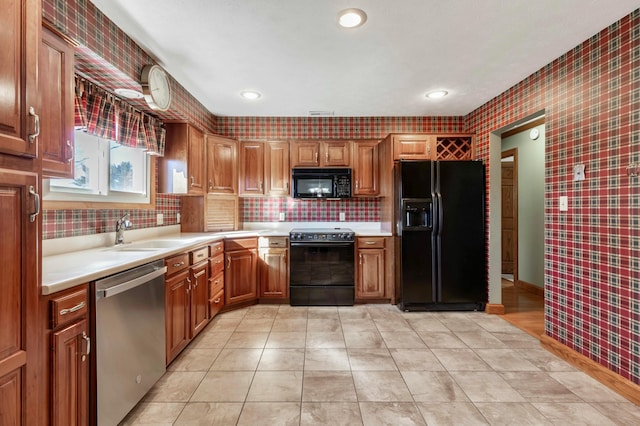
left=352, top=140, right=379, bottom=196
left=164, top=253, right=190, bottom=364
left=355, top=237, right=386, bottom=300
left=206, top=134, right=238, bottom=194
left=239, top=141, right=265, bottom=195
left=239, top=141, right=291, bottom=196
left=40, top=26, right=74, bottom=178
left=264, top=141, right=290, bottom=196
left=0, top=0, right=39, bottom=159
left=391, top=134, right=433, bottom=160
left=208, top=241, right=225, bottom=318
left=190, top=259, right=209, bottom=338
left=45, top=285, right=90, bottom=426
left=159, top=123, right=206, bottom=194
left=165, top=246, right=213, bottom=364
left=258, top=237, right=289, bottom=300
left=224, top=237, right=258, bottom=307
left=52, top=319, right=89, bottom=426
left=290, top=140, right=350, bottom=167
left=0, top=167, right=40, bottom=425
left=165, top=267, right=190, bottom=364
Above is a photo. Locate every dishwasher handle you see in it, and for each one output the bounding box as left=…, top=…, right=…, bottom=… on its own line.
left=96, top=266, right=167, bottom=299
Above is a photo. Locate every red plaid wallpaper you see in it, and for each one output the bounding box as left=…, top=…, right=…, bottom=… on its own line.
left=466, top=9, right=640, bottom=384
left=42, top=0, right=217, bottom=133
left=218, top=116, right=465, bottom=139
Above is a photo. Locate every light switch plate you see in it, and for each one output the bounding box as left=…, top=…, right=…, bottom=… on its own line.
left=156, top=213, right=164, bottom=225
left=559, top=196, right=568, bottom=212
left=339, top=212, right=346, bottom=221
left=176, top=213, right=181, bottom=224
left=279, top=212, right=285, bottom=221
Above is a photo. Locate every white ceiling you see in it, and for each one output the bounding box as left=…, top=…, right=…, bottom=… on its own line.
left=91, top=0, right=638, bottom=117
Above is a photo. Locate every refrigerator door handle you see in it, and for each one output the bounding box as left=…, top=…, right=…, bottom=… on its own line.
left=436, top=192, right=443, bottom=236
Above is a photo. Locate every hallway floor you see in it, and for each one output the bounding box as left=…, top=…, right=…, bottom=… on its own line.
left=501, top=280, right=545, bottom=338
left=122, top=304, right=640, bottom=425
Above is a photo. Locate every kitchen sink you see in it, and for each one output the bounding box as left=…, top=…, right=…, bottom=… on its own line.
left=104, top=240, right=182, bottom=252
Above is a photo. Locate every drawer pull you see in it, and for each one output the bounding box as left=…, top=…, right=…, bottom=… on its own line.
left=196, top=253, right=204, bottom=259
left=59, top=301, right=85, bottom=316
left=214, top=297, right=221, bottom=304
left=173, top=261, right=185, bottom=268
left=365, top=241, right=377, bottom=245
left=214, top=259, right=222, bottom=264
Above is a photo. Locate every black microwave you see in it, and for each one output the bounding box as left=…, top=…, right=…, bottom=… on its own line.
left=292, top=168, right=352, bottom=199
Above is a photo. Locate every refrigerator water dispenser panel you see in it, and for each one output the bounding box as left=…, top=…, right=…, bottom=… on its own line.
left=402, top=199, right=432, bottom=229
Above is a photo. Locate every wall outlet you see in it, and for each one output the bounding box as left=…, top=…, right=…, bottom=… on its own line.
left=279, top=212, right=285, bottom=221
left=156, top=213, right=164, bottom=225
left=176, top=213, right=181, bottom=224
left=559, top=196, right=568, bottom=212
left=339, top=212, right=346, bottom=221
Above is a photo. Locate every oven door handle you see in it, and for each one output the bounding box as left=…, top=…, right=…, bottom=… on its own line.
left=290, top=242, right=354, bottom=247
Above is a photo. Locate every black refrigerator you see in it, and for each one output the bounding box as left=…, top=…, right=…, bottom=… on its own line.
left=395, top=160, right=486, bottom=311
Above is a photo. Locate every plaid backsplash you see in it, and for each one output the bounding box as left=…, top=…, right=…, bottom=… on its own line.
left=240, top=197, right=380, bottom=223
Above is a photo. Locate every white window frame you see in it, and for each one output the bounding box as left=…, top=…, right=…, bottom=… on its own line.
left=43, top=130, right=152, bottom=205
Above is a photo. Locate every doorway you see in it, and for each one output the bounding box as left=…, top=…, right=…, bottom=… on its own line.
left=498, top=118, right=545, bottom=338
left=501, top=148, right=518, bottom=284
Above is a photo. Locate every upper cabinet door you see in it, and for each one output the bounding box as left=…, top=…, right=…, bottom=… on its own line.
left=322, top=141, right=350, bottom=167
left=206, top=135, right=238, bottom=194
left=40, top=27, right=75, bottom=178
left=392, top=134, right=433, bottom=160
left=264, top=141, right=290, bottom=196
left=352, top=140, right=379, bottom=196
left=0, top=0, right=39, bottom=158
left=290, top=141, right=319, bottom=167
left=160, top=123, right=206, bottom=195
left=239, top=141, right=264, bottom=195
left=187, top=126, right=206, bottom=194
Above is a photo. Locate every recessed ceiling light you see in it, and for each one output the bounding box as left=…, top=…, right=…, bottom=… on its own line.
left=241, top=90, right=261, bottom=100
left=426, top=90, right=449, bottom=99
left=114, top=88, right=144, bottom=99
left=338, top=8, right=367, bottom=28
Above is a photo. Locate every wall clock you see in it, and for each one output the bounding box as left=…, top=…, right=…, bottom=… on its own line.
left=140, top=64, right=172, bottom=111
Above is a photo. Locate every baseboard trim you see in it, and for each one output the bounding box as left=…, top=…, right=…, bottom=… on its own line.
left=485, top=303, right=505, bottom=314
left=515, top=279, right=544, bottom=296
left=540, top=335, right=640, bottom=406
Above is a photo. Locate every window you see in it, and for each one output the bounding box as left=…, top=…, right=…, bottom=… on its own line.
left=44, top=130, right=152, bottom=204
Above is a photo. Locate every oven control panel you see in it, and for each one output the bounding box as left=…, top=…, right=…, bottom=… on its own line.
left=289, top=230, right=355, bottom=242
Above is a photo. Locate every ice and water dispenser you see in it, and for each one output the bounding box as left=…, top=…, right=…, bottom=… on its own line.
left=402, top=199, right=432, bottom=230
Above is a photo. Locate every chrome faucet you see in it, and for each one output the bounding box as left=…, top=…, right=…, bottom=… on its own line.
left=115, top=213, right=132, bottom=245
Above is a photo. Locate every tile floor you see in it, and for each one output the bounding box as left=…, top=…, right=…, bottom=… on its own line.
left=121, top=304, right=640, bottom=425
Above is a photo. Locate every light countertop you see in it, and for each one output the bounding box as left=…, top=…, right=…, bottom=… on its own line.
left=42, top=223, right=391, bottom=295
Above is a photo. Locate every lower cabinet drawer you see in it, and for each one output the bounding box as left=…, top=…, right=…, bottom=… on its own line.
left=209, top=271, right=224, bottom=296
left=209, top=289, right=224, bottom=318
left=209, top=253, right=224, bottom=276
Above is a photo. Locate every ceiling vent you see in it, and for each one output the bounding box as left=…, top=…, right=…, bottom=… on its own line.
left=309, top=110, right=335, bottom=116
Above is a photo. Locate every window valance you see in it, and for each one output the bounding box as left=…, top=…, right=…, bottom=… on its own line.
left=74, top=76, right=166, bottom=156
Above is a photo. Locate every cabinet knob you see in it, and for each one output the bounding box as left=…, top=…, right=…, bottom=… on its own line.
left=214, top=297, right=221, bottom=304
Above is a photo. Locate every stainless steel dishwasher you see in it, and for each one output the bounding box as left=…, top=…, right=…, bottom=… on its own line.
left=93, top=259, right=167, bottom=426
